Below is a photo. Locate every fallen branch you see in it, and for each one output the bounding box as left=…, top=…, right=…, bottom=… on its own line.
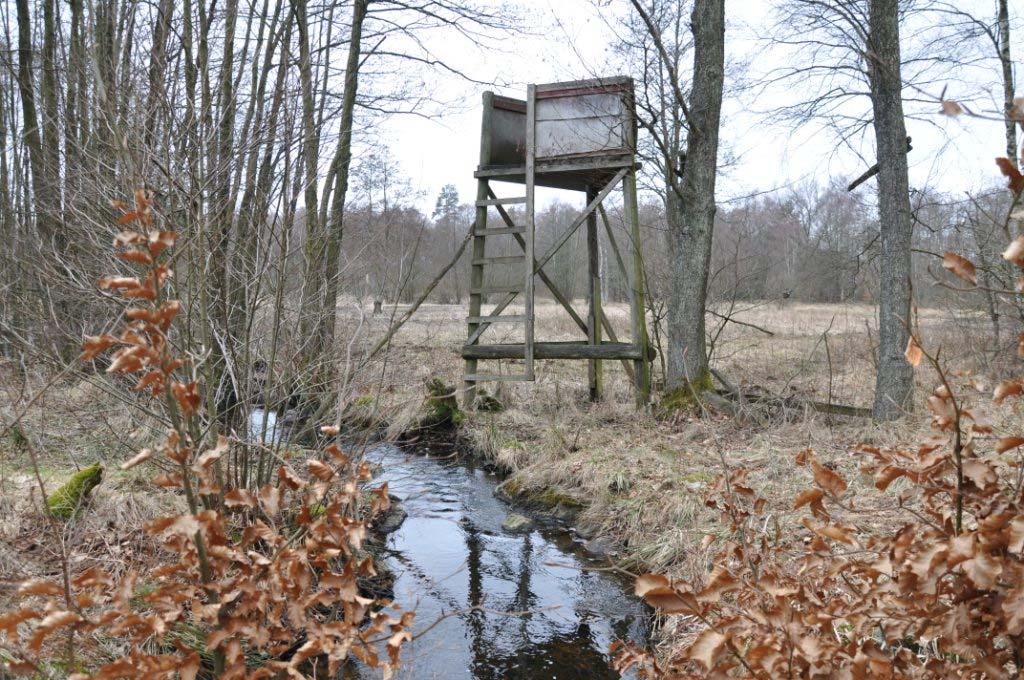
left=711, top=369, right=871, bottom=418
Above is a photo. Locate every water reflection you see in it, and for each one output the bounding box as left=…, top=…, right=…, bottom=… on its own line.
left=370, top=446, right=647, bottom=680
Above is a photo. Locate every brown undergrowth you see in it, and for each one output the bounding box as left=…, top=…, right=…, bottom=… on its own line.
left=614, top=156, right=1024, bottom=677
left=0, top=192, right=412, bottom=679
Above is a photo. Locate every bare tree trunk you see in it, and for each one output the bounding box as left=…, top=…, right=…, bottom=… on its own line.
left=997, top=0, right=1017, bottom=167
left=320, top=0, right=368, bottom=351
left=666, top=0, right=725, bottom=395
left=144, top=0, right=175, bottom=148
left=294, top=0, right=323, bottom=348
left=66, top=0, right=86, bottom=157
left=867, top=0, right=914, bottom=420
left=40, top=0, right=60, bottom=232
left=14, top=0, right=47, bottom=235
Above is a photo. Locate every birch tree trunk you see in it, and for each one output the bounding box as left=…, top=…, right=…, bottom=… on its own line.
left=665, top=0, right=725, bottom=395
left=867, top=0, right=914, bottom=420
left=997, top=0, right=1017, bottom=167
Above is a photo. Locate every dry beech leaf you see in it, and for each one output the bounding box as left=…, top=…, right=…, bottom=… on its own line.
left=811, top=460, right=847, bottom=498
left=278, top=465, right=306, bottom=490
left=687, top=629, right=727, bottom=670
left=180, top=653, right=201, bottom=680
left=1004, top=586, right=1024, bottom=635
left=28, top=611, right=82, bottom=652
left=223, top=489, right=256, bottom=508
left=18, top=579, right=64, bottom=597
left=1012, top=97, right=1024, bottom=121
left=963, top=551, right=1002, bottom=589
left=793, top=488, right=824, bottom=510
left=963, top=459, right=997, bottom=488
left=644, top=587, right=697, bottom=614
left=1009, top=516, right=1024, bottom=553
left=997, top=437, right=1024, bottom=454
left=905, top=335, right=924, bottom=367
left=195, top=436, right=229, bottom=469
left=940, top=100, right=964, bottom=116
left=997, top=157, right=1024, bottom=195
left=0, top=608, right=41, bottom=638
left=994, top=380, right=1024, bottom=404
left=1004, top=236, right=1024, bottom=265
left=807, top=519, right=856, bottom=546
left=307, top=460, right=335, bottom=481
left=150, top=514, right=200, bottom=538
left=942, top=252, right=977, bottom=285
left=258, top=485, right=281, bottom=516
left=121, top=448, right=154, bottom=470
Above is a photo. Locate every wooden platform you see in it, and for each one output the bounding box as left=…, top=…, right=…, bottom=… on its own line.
left=475, top=155, right=636, bottom=192
left=462, top=341, right=655, bottom=361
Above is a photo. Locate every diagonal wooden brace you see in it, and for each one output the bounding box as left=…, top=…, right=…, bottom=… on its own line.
left=466, top=170, right=628, bottom=345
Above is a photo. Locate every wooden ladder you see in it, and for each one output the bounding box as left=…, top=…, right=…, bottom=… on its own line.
left=463, top=85, right=538, bottom=384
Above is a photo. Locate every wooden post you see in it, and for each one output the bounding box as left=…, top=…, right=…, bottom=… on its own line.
left=586, top=186, right=603, bottom=401
left=623, top=168, right=651, bottom=407
left=523, top=84, right=536, bottom=381
left=464, top=91, right=494, bottom=409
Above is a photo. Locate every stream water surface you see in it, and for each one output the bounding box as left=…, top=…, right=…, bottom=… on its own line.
left=366, top=446, right=648, bottom=679
left=249, top=411, right=649, bottom=679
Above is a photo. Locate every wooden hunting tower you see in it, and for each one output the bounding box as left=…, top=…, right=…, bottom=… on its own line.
left=462, top=76, right=652, bottom=407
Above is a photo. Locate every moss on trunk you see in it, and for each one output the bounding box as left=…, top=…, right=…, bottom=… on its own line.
left=47, top=463, right=102, bottom=519
left=657, top=371, right=714, bottom=415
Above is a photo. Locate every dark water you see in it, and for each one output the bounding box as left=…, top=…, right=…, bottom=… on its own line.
left=368, top=446, right=647, bottom=680
left=247, top=411, right=648, bottom=679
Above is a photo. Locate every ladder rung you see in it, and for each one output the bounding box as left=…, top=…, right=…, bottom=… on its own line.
left=471, top=285, right=521, bottom=295
left=472, top=255, right=526, bottom=265
left=467, top=315, right=526, bottom=324
left=476, top=197, right=526, bottom=207
left=475, top=226, right=526, bottom=236
left=464, top=374, right=533, bottom=382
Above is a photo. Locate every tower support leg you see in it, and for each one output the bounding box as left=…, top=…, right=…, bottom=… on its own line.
left=624, top=169, right=651, bottom=408
left=464, top=177, right=489, bottom=409
left=586, top=187, right=603, bottom=401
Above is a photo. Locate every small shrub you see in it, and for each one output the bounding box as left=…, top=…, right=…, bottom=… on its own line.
left=420, top=378, right=463, bottom=429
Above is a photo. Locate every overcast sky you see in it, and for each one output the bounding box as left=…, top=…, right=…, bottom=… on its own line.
left=369, top=0, right=1018, bottom=215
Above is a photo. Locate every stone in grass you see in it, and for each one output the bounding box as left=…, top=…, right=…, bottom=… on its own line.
left=502, top=513, right=534, bottom=534
left=550, top=503, right=578, bottom=523
left=475, top=391, right=504, bottom=413
left=47, top=463, right=103, bottom=520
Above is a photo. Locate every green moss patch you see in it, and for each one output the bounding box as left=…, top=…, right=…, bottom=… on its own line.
left=47, top=463, right=103, bottom=520
left=656, top=370, right=714, bottom=416
left=496, top=477, right=583, bottom=513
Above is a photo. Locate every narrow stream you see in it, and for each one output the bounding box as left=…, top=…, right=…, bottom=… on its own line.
left=249, top=411, right=649, bottom=679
